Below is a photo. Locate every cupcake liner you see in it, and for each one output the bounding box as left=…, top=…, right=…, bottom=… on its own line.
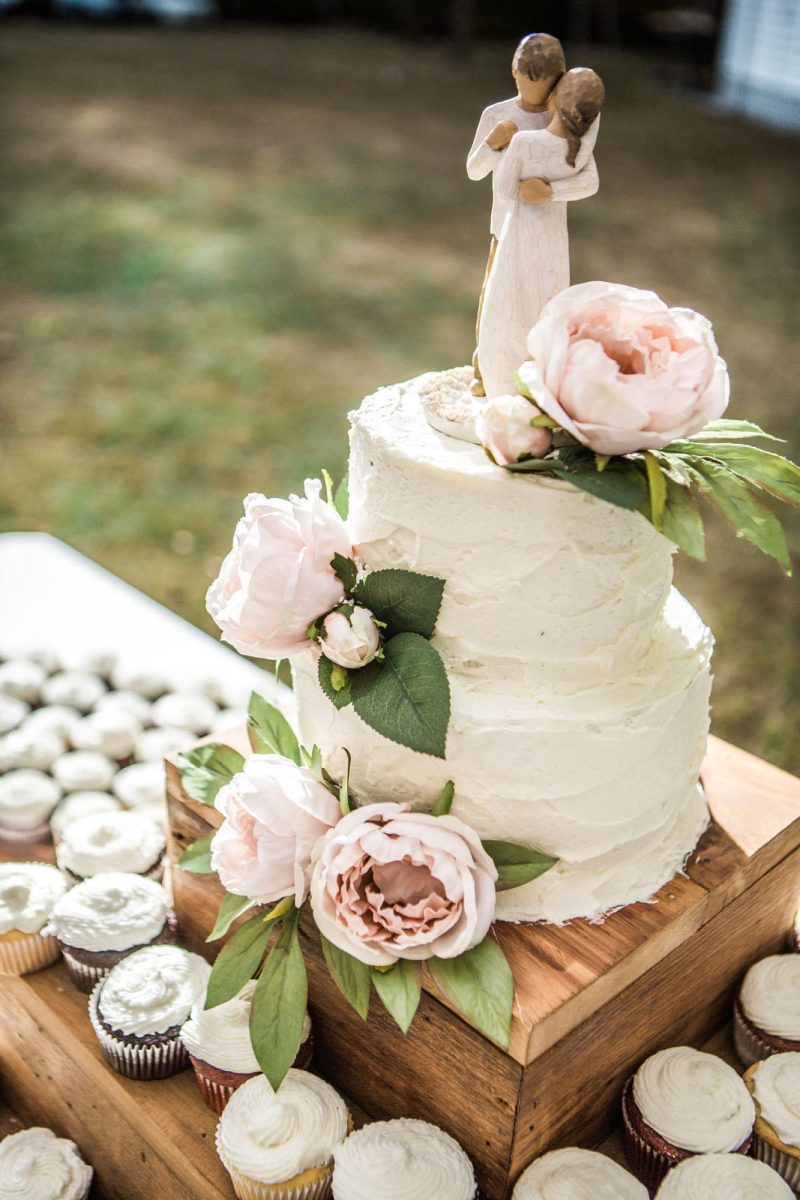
left=0, top=820, right=53, bottom=846
left=88, top=982, right=187, bottom=1080
left=733, top=1001, right=800, bottom=1066
left=0, top=930, right=61, bottom=976
left=752, top=1131, right=800, bottom=1193
left=188, top=1055, right=258, bottom=1115
left=217, top=1156, right=333, bottom=1200
left=788, top=927, right=799, bottom=953
left=61, top=945, right=111, bottom=993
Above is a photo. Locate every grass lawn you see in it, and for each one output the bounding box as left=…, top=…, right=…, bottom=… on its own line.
left=0, top=24, right=798, bottom=770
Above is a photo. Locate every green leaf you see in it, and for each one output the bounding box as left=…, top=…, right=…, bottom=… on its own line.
left=644, top=451, right=667, bottom=530
left=683, top=419, right=783, bottom=443
left=371, top=960, right=421, bottom=1033
left=178, top=744, right=245, bottom=806
left=429, top=936, right=514, bottom=1048
left=320, top=935, right=371, bottom=1019
left=300, top=743, right=323, bottom=776
left=321, top=468, right=335, bottom=506
left=504, top=457, right=558, bottom=473
left=431, top=780, right=454, bottom=817
left=177, top=836, right=214, bottom=874
left=658, top=475, right=707, bottom=561
left=247, top=692, right=301, bottom=764
left=554, top=462, right=645, bottom=510
left=205, top=911, right=272, bottom=1008
left=250, top=911, right=308, bottom=1092
left=682, top=459, right=792, bottom=574
left=353, top=569, right=444, bottom=639
left=206, top=892, right=256, bottom=942
left=339, top=748, right=352, bottom=816
left=318, top=654, right=352, bottom=709
left=672, top=443, right=800, bottom=508
left=331, top=552, right=358, bottom=593
left=530, top=413, right=558, bottom=429
left=350, top=633, right=450, bottom=758
left=481, top=840, right=558, bottom=891
left=334, top=472, right=349, bottom=520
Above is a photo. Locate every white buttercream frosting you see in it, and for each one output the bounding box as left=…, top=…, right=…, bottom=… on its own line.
left=0, top=659, right=46, bottom=704
left=69, top=710, right=141, bottom=760
left=134, top=726, right=195, bottom=763
left=332, top=1119, right=475, bottom=1200
left=179, top=980, right=311, bottom=1074
left=752, top=1052, right=800, bottom=1149
left=0, top=727, right=65, bottom=771
left=52, top=751, right=116, bottom=794
left=0, top=863, right=68, bottom=934
left=293, top=371, right=712, bottom=924
left=151, top=691, right=218, bottom=735
left=0, top=1127, right=93, bottom=1200
left=97, top=944, right=210, bottom=1035
left=40, top=671, right=106, bottom=712
left=50, top=791, right=122, bottom=839
left=110, top=662, right=169, bottom=699
left=633, top=1046, right=755, bottom=1153
left=0, top=769, right=62, bottom=830
left=216, top=1070, right=348, bottom=1185
left=511, top=1148, right=647, bottom=1199
left=22, top=705, right=81, bottom=738
left=111, top=761, right=165, bottom=809
left=0, top=693, right=29, bottom=734
left=655, top=1152, right=794, bottom=1197
left=55, top=811, right=165, bottom=877
left=94, top=690, right=152, bottom=723
left=740, top=956, right=800, bottom=1040
left=45, top=871, right=169, bottom=951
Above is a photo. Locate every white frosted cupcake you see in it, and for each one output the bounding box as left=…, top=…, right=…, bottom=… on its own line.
left=55, top=810, right=165, bottom=882
left=110, top=662, right=169, bottom=699
left=40, top=671, right=106, bottom=712
left=50, top=791, right=123, bottom=843
left=89, top=944, right=210, bottom=1079
left=735, top=955, right=800, bottom=1065
left=0, top=659, right=46, bottom=704
left=134, top=726, right=195, bottom=762
left=217, top=1070, right=350, bottom=1200
left=0, top=726, right=66, bottom=772
left=0, top=768, right=62, bottom=843
left=94, top=689, right=152, bottom=723
left=0, top=693, right=29, bottom=734
left=112, top=761, right=165, bottom=809
left=0, top=862, right=68, bottom=975
left=69, top=709, right=141, bottom=761
left=52, top=750, right=116, bottom=794
left=181, top=981, right=313, bottom=1114
left=655, top=1152, right=794, bottom=1196
left=0, top=1126, right=93, bottom=1200
left=45, top=871, right=175, bottom=991
left=151, top=690, right=218, bottom=735
left=511, top=1148, right=647, bottom=1198
left=622, top=1046, right=754, bottom=1190
left=22, top=704, right=81, bottom=739
left=744, top=1053, right=800, bottom=1193
left=333, top=1118, right=476, bottom=1200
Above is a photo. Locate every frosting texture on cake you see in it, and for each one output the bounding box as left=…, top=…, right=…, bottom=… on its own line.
left=511, top=1147, right=647, bottom=1198
left=332, top=1118, right=476, bottom=1200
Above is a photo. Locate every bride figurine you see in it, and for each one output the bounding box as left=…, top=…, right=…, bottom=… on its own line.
left=477, top=67, right=605, bottom=399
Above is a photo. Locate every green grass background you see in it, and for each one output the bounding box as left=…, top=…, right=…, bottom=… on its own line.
left=0, top=26, right=798, bottom=770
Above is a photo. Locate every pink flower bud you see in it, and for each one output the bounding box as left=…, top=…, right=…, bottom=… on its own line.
left=476, top=395, right=553, bottom=466
left=319, top=606, right=381, bottom=670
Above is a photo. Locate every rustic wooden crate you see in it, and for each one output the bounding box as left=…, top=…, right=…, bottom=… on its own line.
left=165, top=732, right=800, bottom=1200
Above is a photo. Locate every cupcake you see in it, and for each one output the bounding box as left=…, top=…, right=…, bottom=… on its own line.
left=95, top=689, right=152, bottom=724
left=0, top=659, right=46, bottom=704
left=735, top=955, right=800, bottom=1065
left=181, top=980, right=313, bottom=1114
left=55, top=810, right=166, bottom=883
left=40, top=671, right=106, bottom=712
left=332, top=1119, right=476, bottom=1200
left=0, top=726, right=66, bottom=772
left=622, top=1046, right=754, bottom=1190
left=69, top=709, right=141, bottom=761
left=112, top=761, right=165, bottom=810
left=110, top=662, right=169, bottom=699
left=0, top=769, right=62, bottom=844
left=655, top=1152, right=794, bottom=1197
left=0, top=862, right=68, bottom=975
left=151, top=690, right=219, bottom=735
left=52, top=750, right=116, bottom=794
left=511, top=1148, right=647, bottom=1199
left=0, top=1126, right=93, bottom=1199
left=0, top=693, right=29, bottom=735
left=216, top=1070, right=350, bottom=1200
left=744, top=1052, right=800, bottom=1193
left=22, top=704, right=81, bottom=739
left=50, top=790, right=123, bottom=843
left=89, top=944, right=210, bottom=1079
left=45, top=871, right=176, bottom=991
left=134, top=726, right=195, bottom=763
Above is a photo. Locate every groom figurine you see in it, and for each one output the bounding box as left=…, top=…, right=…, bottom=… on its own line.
left=467, top=33, right=599, bottom=395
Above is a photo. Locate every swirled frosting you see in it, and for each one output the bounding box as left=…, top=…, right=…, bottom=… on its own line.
left=55, top=811, right=165, bottom=877
left=97, top=945, right=210, bottom=1035
left=740, top=956, right=800, bottom=1039
left=216, top=1070, right=348, bottom=1185
left=332, top=1119, right=475, bottom=1200
left=511, top=1148, right=647, bottom=1198
left=45, top=871, right=169, bottom=951
left=752, top=1052, right=800, bottom=1149
left=655, top=1153, right=794, bottom=1197
left=180, top=980, right=311, bottom=1074
left=0, top=1127, right=93, bottom=1200
left=633, top=1047, right=754, bottom=1153
left=0, top=862, right=68, bottom=934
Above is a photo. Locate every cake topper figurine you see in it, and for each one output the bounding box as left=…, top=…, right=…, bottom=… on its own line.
left=467, top=34, right=604, bottom=398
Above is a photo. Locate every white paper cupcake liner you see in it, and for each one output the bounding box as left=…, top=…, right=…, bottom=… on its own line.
left=217, top=1153, right=333, bottom=1200
left=61, top=946, right=111, bottom=993
left=752, top=1131, right=800, bottom=1192
left=88, top=982, right=188, bottom=1080
left=0, top=820, right=53, bottom=846
left=0, top=931, right=61, bottom=976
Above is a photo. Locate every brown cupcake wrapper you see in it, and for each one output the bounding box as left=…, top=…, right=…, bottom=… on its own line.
left=88, top=982, right=188, bottom=1080
left=58, top=912, right=177, bottom=993
left=220, top=1159, right=333, bottom=1200
left=0, top=820, right=53, bottom=846
left=752, top=1131, right=800, bottom=1192
left=0, top=931, right=61, bottom=976
left=732, top=1001, right=800, bottom=1066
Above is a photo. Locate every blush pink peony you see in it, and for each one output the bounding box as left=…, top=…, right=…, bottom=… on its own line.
left=309, top=803, right=497, bottom=967
left=476, top=395, right=553, bottom=466
left=211, top=754, right=342, bottom=905
left=519, top=281, right=729, bottom=457
left=206, top=480, right=354, bottom=659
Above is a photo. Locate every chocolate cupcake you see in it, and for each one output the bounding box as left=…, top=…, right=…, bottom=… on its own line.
left=0, top=1126, right=93, bottom=1199
left=655, top=1152, right=794, bottom=1197
left=89, top=944, right=210, bottom=1080
left=511, top=1148, right=647, bottom=1199
left=622, top=1046, right=754, bottom=1191
left=45, top=871, right=176, bottom=991
left=0, top=862, right=68, bottom=976
left=333, top=1119, right=478, bottom=1200
left=180, top=979, right=313, bottom=1114
left=744, top=1053, right=800, bottom=1194
left=734, top=955, right=800, bottom=1066
left=55, top=810, right=165, bottom=884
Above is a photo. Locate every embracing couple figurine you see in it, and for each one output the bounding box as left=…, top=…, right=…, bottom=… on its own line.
left=468, top=33, right=605, bottom=399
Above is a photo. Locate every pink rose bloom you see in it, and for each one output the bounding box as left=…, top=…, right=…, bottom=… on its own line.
left=519, top=281, right=729, bottom=457
left=211, top=754, right=342, bottom=905
left=319, top=606, right=381, bottom=669
left=206, top=480, right=354, bottom=659
left=310, top=803, right=497, bottom=967
left=476, top=394, right=553, bottom=466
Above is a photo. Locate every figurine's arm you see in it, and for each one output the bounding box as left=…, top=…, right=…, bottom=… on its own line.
left=466, top=110, right=504, bottom=181
left=492, top=141, right=522, bottom=210
left=548, top=154, right=599, bottom=202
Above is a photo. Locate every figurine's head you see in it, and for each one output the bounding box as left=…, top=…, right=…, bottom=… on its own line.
left=512, top=33, right=566, bottom=108
left=550, top=67, right=605, bottom=166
